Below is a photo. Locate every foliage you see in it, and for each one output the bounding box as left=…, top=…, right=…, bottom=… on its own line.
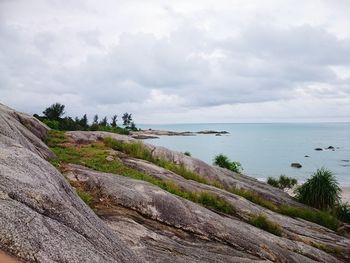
left=99, top=116, right=108, bottom=126
left=279, top=205, right=340, bottom=231
left=230, top=188, right=278, bottom=211
left=43, top=103, right=65, bottom=120
left=111, top=115, right=118, bottom=127
left=334, top=202, right=350, bottom=224
left=184, top=151, right=191, bottom=156
left=295, top=168, right=341, bottom=210
left=35, top=104, right=132, bottom=134
left=267, top=175, right=297, bottom=190
left=249, top=214, right=282, bottom=236
left=122, top=112, right=132, bottom=127
left=213, top=154, right=242, bottom=173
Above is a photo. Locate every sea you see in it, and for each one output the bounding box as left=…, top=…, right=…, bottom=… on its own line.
left=138, top=123, right=350, bottom=186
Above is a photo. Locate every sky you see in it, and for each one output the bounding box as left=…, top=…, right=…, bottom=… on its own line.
left=1, top=0, right=350, bottom=124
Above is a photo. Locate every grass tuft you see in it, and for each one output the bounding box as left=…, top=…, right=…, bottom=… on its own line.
left=249, top=214, right=282, bottom=236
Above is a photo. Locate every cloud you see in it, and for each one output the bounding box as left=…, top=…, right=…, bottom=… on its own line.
left=0, top=0, right=350, bottom=123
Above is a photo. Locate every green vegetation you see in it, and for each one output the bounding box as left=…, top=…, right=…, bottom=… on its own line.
left=34, top=103, right=133, bottom=134
left=213, top=154, right=242, bottom=173
left=77, top=190, right=94, bottom=205
left=278, top=205, right=340, bottom=231
left=229, top=188, right=278, bottom=211
left=249, top=214, right=282, bottom=236
left=295, top=168, right=341, bottom=210
left=311, top=243, right=342, bottom=256
left=335, top=203, right=350, bottom=224
left=267, top=175, right=298, bottom=190
left=184, top=151, right=191, bottom=156
left=104, top=138, right=214, bottom=185
left=47, top=131, right=234, bottom=215
left=229, top=186, right=340, bottom=230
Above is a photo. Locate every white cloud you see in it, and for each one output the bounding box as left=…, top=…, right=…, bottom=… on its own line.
left=0, top=0, right=350, bottom=123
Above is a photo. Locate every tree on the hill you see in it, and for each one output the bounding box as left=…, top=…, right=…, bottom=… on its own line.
left=111, top=115, right=118, bottom=127
left=43, top=103, right=65, bottom=120
left=122, top=113, right=132, bottom=127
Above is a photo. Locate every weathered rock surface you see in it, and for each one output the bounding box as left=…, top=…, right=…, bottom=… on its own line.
left=120, top=157, right=350, bottom=258
left=66, top=164, right=341, bottom=263
left=0, top=106, right=140, bottom=262
left=0, top=103, right=54, bottom=160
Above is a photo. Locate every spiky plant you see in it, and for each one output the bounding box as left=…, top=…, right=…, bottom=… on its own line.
left=213, top=154, right=242, bottom=173
left=295, top=168, right=341, bottom=210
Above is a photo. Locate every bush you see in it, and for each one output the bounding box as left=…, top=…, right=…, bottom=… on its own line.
left=249, top=214, right=282, bottom=236
left=279, top=205, right=340, bottom=231
left=335, top=202, right=350, bottom=223
left=213, top=154, right=242, bottom=173
left=267, top=175, right=297, bottom=190
left=295, top=168, right=341, bottom=210
left=184, top=151, right=191, bottom=156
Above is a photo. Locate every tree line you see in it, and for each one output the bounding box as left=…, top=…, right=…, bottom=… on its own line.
left=34, top=103, right=138, bottom=134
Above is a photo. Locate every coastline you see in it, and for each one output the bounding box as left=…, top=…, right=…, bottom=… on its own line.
left=342, top=186, right=350, bottom=203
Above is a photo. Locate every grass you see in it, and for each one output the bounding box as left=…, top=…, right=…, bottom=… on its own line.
left=311, top=243, right=342, bottom=256
left=278, top=205, right=340, bottom=231
left=249, top=214, right=282, bottom=236
left=104, top=137, right=218, bottom=185
left=77, top=190, right=94, bottom=205
left=47, top=131, right=341, bottom=231
left=229, top=187, right=340, bottom=231
left=47, top=131, right=235, bottom=215
left=229, top=188, right=278, bottom=211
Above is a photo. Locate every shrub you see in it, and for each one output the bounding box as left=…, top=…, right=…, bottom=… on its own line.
left=335, top=202, right=350, bottom=223
left=184, top=151, right=191, bottom=156
left=197, top=192, right=235, bottom=215
left=249, top=214, right=282, bottom=236
left=295, top=168, right=341, bottom=210
left=267, top=175, right=297, bottom=190
left=213, top=154, right=242, bottom=173
left=279, top=205, right=340, bottom=231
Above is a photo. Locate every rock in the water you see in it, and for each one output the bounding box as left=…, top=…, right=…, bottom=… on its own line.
left=314, top=148, right=323, bottom=151
left=215, top=133, right=222, bottom=136
left=304, top=155, right=310, bottom=157
left=327, top=146, right=335, bottom=150
left=291, top=163, right=302, bottom=168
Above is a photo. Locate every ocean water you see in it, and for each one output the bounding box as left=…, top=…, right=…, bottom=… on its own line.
left=138, top=123, right=350, bottom=186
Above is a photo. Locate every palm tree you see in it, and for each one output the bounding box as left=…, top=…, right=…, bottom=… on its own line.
left=295, top=168, right=341, bottom=210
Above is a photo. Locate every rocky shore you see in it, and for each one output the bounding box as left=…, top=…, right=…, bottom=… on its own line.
left=1, top=103, right=350, bottom=263
left=130, top=129, right=229, bottom=139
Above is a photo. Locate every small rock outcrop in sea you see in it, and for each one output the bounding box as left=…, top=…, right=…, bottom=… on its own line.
left=197, top=130, right=229, bottom=134
left=327, top=146, right=335, bottom=150
left=314, top=147, right=323, bottom=151
left=291, top=162, right=302, bottom=168
left=304, top=155, right=310, bottom=157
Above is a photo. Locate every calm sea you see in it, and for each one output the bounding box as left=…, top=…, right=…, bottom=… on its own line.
left=138, top=123, right=350, bottom=186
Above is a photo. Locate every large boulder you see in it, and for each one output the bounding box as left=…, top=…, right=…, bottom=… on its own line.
left=0, top=106, right=140, bottom=263
left=0, top=103, right=54, bottom=159
left=66, top=164, right=341, bottom=263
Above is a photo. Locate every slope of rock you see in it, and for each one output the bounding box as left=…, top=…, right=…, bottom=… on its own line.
left=66, top=164, right=340, bottom=263
left=0, top=106, right=140, bottom=262
left=0, top=103, right=54, bottom=159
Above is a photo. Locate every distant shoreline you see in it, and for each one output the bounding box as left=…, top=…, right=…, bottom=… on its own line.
left=130, top=129, right=229, bottom=139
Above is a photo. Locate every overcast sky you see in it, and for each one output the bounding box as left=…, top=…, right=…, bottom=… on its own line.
left=1, top=0, right=350, bottom=123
